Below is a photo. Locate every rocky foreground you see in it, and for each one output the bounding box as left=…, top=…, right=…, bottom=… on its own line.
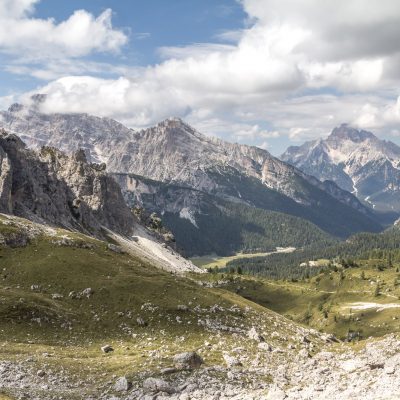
left=1, top=332, right=400, bottom=400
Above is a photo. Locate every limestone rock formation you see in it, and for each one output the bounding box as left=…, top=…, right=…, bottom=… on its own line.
left=0, top=129, right=135, bottom=238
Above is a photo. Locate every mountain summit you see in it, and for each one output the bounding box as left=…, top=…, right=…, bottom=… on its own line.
left=282, top=124, right=400, bottom=212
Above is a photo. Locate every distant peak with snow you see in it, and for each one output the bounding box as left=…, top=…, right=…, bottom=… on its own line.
left=281, top=125, right=400, bottom=213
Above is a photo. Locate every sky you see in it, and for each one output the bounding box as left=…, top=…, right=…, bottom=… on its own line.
left=0, top=0, right=400, bottom=155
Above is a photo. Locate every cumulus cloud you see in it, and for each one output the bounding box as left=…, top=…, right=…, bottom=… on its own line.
left=0, top=0, right=127, bottom=59
left=9, top=0, right=400, bottom=153
left=242, top=0, right=400, bottom=61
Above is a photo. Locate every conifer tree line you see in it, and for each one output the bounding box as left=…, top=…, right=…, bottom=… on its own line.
left=224, top=228, right=400, bottom=280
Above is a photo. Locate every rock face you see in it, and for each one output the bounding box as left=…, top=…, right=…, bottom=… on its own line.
left=282, top=124, right=400, bottom=212
left=0, top=129, right=135, bottom=238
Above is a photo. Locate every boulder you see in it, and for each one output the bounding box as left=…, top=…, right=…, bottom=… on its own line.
left=173, top=352, right=203, bottom=370
left=143, top=377, right=175, bottom=394
left=114, top=376, right=131, bottom=392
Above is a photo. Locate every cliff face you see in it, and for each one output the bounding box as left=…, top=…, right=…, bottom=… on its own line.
left=0, top=129, right=135, bottom=237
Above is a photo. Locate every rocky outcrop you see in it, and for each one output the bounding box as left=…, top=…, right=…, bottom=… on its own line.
left=0, top=129, right=135, bottom=237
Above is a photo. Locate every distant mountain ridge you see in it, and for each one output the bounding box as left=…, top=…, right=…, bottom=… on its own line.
left=0, top=102, right=386, bottom=255
left=281, top=124, right=400, bottom=212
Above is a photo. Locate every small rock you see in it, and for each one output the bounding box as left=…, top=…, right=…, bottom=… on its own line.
left=161, top=367, right=177, bottom=375
left=258, top=342, right=272, bottom=351
left=223, top=354, right=242, bottom=368
left=81, top=287, right=93, bottom=298
left=368, top=363, right=384, bottom=370
left=114, top=376, right=132, bottom=392
left=248, top=327, right=265, bottom=342
left=137, top=317, right=147, bottom=326
left=302, top=336, right=311, bottom=344
left=101, top=344, right=114, bottom=353
left=107, top=243, right=125, bottom=254
left=298, top=348, right=310, bottom=359
left=385, top=366, right=395, bottom=375
left=266, top=385, right=286, bottom=400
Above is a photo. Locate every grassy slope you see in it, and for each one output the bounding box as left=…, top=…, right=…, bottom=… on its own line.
left=0, top=215, right=317, bottom=399
left=214, top=259, right=400, bottom=340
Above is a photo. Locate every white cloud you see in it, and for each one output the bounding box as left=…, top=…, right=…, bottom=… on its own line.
left=0, top=0, right=127, bottom=59
left=235, top=125, right=280, bottom=140
left=242, top=0, right=400, bottom=61
left=7, top=0, right=400, bottom=153
left=257, top=141, right=270, bottom=150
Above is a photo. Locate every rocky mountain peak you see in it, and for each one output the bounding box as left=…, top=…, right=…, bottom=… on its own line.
left=328, top=124, right=376, bottom=143
left=7, top=103, right=24, bottom=113
left=282, top=124, right=400, bottom=212
left=157, top=117, right=188, bottom=129
left=145, top=116, right=205, bottom=145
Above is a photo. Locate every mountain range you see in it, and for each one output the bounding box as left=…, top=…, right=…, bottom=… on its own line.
left=0, top=101, right=389, bottom=256
left=282, top=124, right=400, bottom=213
